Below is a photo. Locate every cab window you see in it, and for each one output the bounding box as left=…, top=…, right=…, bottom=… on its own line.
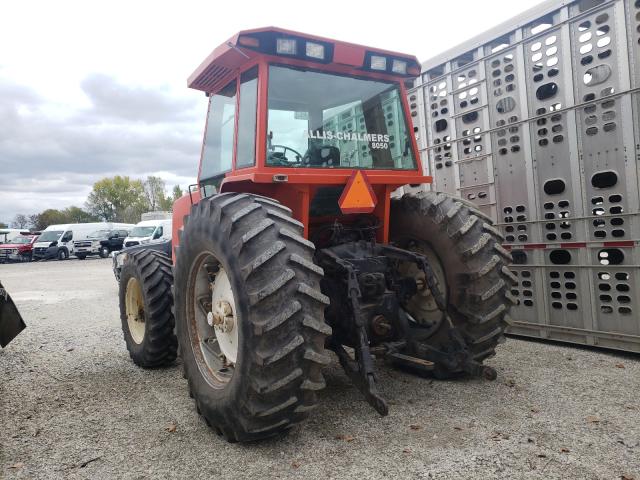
left=200, top=80, right=237, bottom=184
left=236, top=66, right=259, bottom=168
left=266, top=65, right=416, bottom=169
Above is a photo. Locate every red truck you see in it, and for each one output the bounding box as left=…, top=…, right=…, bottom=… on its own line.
left=0, top=234, right=38, bottom=263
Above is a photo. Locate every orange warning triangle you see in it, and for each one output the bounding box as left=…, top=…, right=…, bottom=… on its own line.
left=338, top=170, right=377, bottom=214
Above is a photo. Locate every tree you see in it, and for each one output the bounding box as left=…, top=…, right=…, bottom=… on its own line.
left=86, top=176, right=148, bottom=223
left=32, top=209, right=68, bottom=230
left=158, top=194, right=174, bottom=211
left=143, top=176, right=166, bottom=212
left=28, top=214, right=40, bottom=230
left=154, top=184, right=185, bottom=212
left=0, top=222, right=7, bottom=229
left=172, top=185, right=184, bottom=201
left=12, top=214, right=29, bottom=229
left=30, top=206, right=98, bottom=230
left=144, top=177, right=184, bottom=212
left=63, top=206, right=98, bottom=224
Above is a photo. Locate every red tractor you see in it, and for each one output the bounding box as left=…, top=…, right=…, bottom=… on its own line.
left=118, top=27, right=515, bottom=442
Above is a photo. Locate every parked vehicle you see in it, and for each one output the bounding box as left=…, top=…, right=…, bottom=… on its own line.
left=32, top=223, right=118, bottom=260
left=0, top=234, right=38, bottom=263
left=73, top=226, right=134, bottom=260
left=141, top=211, right=171, bottom=221
left=117, top=28, right=514, bottom=443
left=0, top=229, right=30, bottom=244
left=122, top=219, right=172, bottom=248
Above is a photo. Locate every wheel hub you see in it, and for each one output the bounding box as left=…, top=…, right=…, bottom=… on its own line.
left=207, top=300, right=235, bottom=333
left=398, top=242, right=448, bottom=328
left=125, top=277, right=145, bottom=344
left=209, top=268, right=238, bottom=363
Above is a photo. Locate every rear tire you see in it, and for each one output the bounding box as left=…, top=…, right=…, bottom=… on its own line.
left=390, top=191, right=516, bottom=376
left=174, top=193, right=331, bottom=442
left=119, top=249, right=177, bottom=368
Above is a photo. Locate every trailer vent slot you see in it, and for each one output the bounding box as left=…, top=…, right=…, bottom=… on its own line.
left=583, top=64, right=611, bottom=85
left=549, top=250, right=571, bottom=264
left=598, top=248, right=624, bottom=265
left=591, top=170, right=617, bottom=188
left=544, top=179, right=566, bottom=195
left=536, top=82, right=558, bottom=100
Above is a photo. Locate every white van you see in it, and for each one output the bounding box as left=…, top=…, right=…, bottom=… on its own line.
left=123, top=219, right=172, bottom=248
left=32, top=223, right=128, bottom=260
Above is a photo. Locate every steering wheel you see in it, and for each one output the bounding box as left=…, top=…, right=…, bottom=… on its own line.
left=268, top=145, right=303, bottom=166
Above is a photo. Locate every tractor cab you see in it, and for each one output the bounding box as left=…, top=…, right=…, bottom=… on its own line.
left=184, top=27, right=430, bottom=241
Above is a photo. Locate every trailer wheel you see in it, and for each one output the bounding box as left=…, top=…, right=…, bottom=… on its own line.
left=119, top=249, right=177, bottom=367
left=174, top=193, right=331, bottom=442
left=99, top=246, right=110, bottom=258
left=390, top=191, right=516, bottom=377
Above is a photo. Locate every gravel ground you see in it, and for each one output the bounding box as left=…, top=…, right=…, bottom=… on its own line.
left=1, top=258, right=639, bottom=480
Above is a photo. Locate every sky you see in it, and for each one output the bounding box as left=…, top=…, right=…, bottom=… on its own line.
left=0, top=0, right=544, bottom=225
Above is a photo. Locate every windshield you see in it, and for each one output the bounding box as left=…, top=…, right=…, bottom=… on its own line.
left=88, top=230, right=110, bottom=238
left=266, top=65, right=416, bottom=170
left=11, top=236, right=32, bottom=245
left=38, top=231, right=63, bottom=242
left=129, top=226, right=156, bottom=237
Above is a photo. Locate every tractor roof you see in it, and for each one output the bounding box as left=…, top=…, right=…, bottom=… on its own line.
left=188, top=27, right=420, bottom=94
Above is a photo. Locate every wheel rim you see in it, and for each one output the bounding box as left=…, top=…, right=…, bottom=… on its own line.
left=186, top=252, right=236, bottom=388
left=125, top=277, right=145, bottom=344
left=397, top=240, right=448, bottom=333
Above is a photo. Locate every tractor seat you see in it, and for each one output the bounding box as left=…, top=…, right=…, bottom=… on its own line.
left=304, top=145, right=340, bottom=167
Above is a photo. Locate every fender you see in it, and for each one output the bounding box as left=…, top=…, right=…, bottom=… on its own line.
left=0, top=280, right=26, bottom=347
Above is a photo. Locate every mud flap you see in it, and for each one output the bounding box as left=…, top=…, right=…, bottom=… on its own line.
left=0, top=280, right=26, bottom=347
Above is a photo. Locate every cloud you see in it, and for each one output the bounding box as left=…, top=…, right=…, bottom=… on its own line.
left=0, top=73, right=204, bottom=223
left=79, top=73, right=198, bottom=123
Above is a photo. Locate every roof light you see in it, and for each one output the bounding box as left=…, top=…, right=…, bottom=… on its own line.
left=276, top=38, right=297, bottom=55
left=392, top=59, right=407, bottom=74
left=306, top=41, right=325, bottom=59
left=238, top=35, right=260, bottom=48
left=370, top=55, right=387, bottom=71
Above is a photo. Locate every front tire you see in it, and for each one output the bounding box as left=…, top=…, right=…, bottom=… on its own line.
left=119, top=250, right=177, bottom=367
left=99, top=246, right=110, bottom=258
left=174, top=193, right=331, bottom=442
left=76, top=253, right=87, bottom=260
left=390, top=191, right=516, bottom=375
left=57, top=249, right=68, bottom=260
